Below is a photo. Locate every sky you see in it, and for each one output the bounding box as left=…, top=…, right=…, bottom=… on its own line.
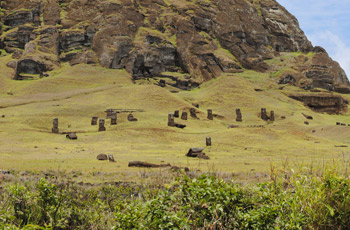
left=277, top=0, right=350, bottom=78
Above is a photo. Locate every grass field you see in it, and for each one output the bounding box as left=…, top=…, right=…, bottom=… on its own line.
left=1, top=53, right=350, bottom=183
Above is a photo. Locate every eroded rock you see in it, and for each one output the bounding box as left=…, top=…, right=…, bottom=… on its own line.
left=289, top=94, right=348, bottom=114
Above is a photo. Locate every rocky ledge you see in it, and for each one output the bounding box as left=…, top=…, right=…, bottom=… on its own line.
left=289, top=94, right=348, bottom=114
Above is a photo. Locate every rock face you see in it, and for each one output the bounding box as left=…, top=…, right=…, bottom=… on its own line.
left=276, top=49, right=350, bottom=93
left=0, top=0, right=349, bottom=92
left=289, top=94, right=348, bottom=114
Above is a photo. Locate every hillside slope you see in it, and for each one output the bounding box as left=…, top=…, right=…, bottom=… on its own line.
left=1, top=54, right=350, bottom=180
left=1, top=1, right=350, bottom=180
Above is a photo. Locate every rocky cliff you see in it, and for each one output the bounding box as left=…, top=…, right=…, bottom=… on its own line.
left=0, top=0, right=349, bottom=92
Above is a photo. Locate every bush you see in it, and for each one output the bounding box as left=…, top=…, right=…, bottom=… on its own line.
left=2, top=170, right=350, bottom=229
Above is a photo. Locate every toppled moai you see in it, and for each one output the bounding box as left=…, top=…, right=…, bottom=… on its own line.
left=175, top=123, right=186, bottom=129
left=128, top=114, right=138, bottom=122
left=91, top=116, right=98, bottom=125
left=206, top=137, right=212, bottom=146
left=302, top=113, right=313, bottom=120
left=261, top=108, right=269, bottom=121
left=128, top=161, right=171, bottom=168
left=181, top=112, right=188, bottom=120
left=186, top=148, right=210, bottom=160
left=207, top=109, right=213, bottom=120
left=190, top=108, right=198, bottom=118
left=66, top=132, right=77, bottom=140
left=236, top=109, right=242, bottom=122
left=108, top=154, right=115, bottom=162
left=111, top=113, right=117, bottom=125
left=270, top=111, right=275, bottom=122
left=174, top=110, right=180, bottom=118
left=168, top=113, right=175, bottom=127
left=52, top=118, right=59, bottom=133
left=99, top=119, right=106, bottom=132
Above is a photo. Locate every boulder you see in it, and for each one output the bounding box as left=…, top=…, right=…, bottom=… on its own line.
left=6, top=61, right=17, bottom=69
left=66, top=133, right=78, bottom=140
left=97, top=154, right=108, bottom=161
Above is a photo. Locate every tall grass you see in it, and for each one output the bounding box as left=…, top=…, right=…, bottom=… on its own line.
left=1, top=166, right=350, bottom=229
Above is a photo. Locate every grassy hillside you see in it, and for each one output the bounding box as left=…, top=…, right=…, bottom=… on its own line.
left=1, top=53, right=350, bottom=183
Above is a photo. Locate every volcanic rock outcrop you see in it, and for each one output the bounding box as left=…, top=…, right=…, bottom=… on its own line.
left=0, top=0, right=349, bottom=92
left=289, top=94, right=348, bottom=114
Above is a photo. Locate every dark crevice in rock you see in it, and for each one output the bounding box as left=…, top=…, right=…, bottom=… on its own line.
left=14, top=59, right=47, bottom=80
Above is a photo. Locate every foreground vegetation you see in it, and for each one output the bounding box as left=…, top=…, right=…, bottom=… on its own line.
left=1, top=167, right=350, bottom=230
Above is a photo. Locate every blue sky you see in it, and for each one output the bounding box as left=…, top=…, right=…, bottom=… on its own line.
left=277, top=0, right=350, bottom=78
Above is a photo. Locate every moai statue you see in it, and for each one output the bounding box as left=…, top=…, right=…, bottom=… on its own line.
left=111, top=113, right=117, bottom=125
left=52, top=118, right=59, bottom=133
left=261, top=108, right=268, bottom=121
left=91, top=116, right=98, bottom=125
left=159, top=79, right=166, bottom=87
left=206, top=137, right=212, bottom=146
left=168, top=113, right=175, bottom=127
left=128, top=114, right=138, bottom=122
left=270, top=111, right=275, bottom=122
left=108, top=154, right=115, bottom=162
left=181, top=112, right=188, bottom=120
left=236, top=109, right=242, bottom=122
left=106, top=109, right=114, bottom=119
left=174, top=110, right=180, bottom=118
left=190, top=108, right=197, bottom=118
left=99, top=119, right=106, bottom=132
left=207, top=109, right=213, bottom=120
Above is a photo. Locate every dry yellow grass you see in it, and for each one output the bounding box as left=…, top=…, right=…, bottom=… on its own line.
left=1, top=54, right=350, bottom=182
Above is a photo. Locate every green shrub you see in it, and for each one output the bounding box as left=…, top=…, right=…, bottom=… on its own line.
left=2, top=170, right=350, bottom=229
